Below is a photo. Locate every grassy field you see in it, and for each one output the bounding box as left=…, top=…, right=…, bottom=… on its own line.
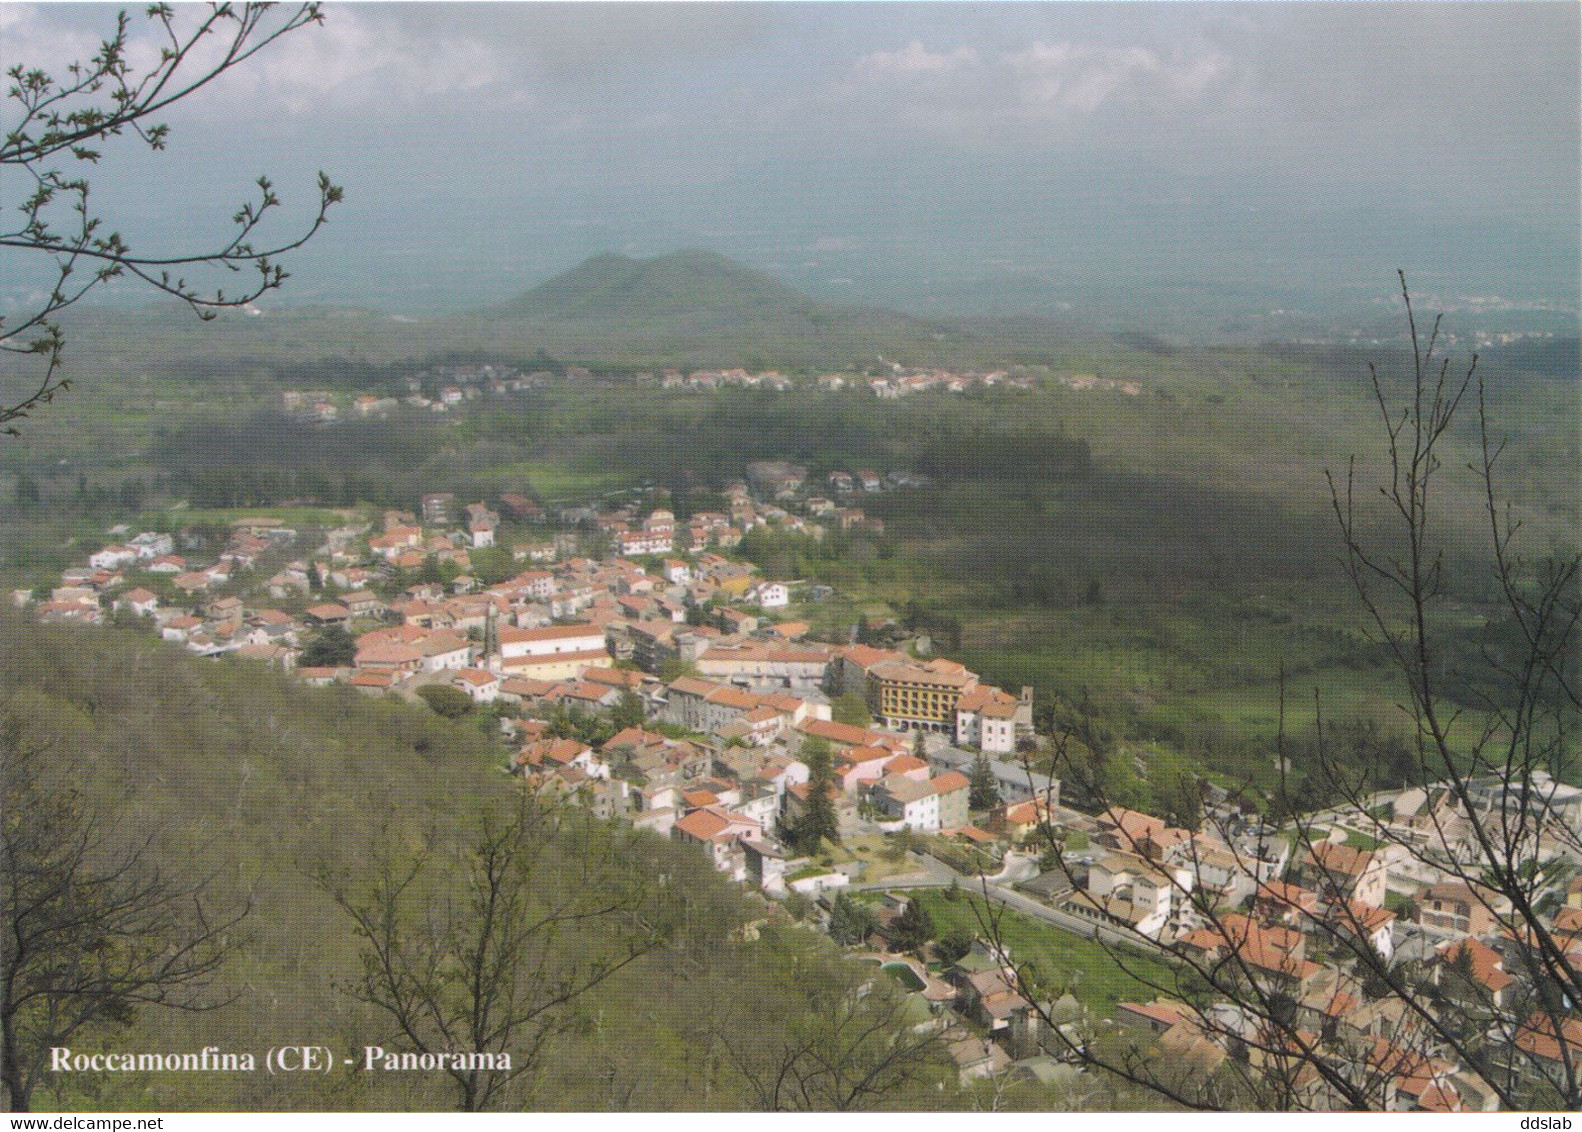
left=912, top=891, right=1178, bottom=1018
left=136, top=504, right=366, bottom=529
left=478, top=459, right=636, bottom=502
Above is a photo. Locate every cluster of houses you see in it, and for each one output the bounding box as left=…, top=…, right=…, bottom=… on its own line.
left=553, top=469, right=889, bottom=551
left=1010, top=784, right=1582, bottom=1111
left=1052, top=373, right=1143, bottom=396
left=282, top=363, right=547, bottom=423
left=818, top=779, right=1580, bottom=1105
left=651, top=365, right=1032, bottom=398
left=860, top=368, right=1032, bottom=399
left=13, top=495, right=1045, bottom=895
left=841, top=907, right=1088, bottom=1086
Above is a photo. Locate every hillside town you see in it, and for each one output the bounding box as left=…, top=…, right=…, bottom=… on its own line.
left=12, top=464, right=1581, bottom=1108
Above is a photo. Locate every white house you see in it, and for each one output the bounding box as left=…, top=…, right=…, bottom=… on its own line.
left=870, top=773, right=942, bottom=832
left=752, top=581, right=790, bottom=608
left=116, top=587, right=159, bottom=617
left=417, top=632, right=473, bottom=673
left=1085, top=851, right=1194, bottom=940
left=453, top=667, right=502, bottom=703
left=497, top=622, right=610, bottom=681
left=88, top=545, right=138, bottom=570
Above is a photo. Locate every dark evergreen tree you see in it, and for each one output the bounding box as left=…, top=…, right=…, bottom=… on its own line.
left=935, top=928, right=975, bottom=965
left=791, top=737, right=839, bottom=853
left=888, top=898, right=935, bottom=954
left=968, top=752, right=1000, bottom=810
left=12, top=473, right=40, bottom=509
left=826, top=892, right=877, bottom=947
left=299, top=625, right=355, bottom=668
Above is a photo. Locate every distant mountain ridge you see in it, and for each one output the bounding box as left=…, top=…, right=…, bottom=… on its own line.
left=492, top=250, right=813, bottom=321
left=482, top=249, right=978, bottom=366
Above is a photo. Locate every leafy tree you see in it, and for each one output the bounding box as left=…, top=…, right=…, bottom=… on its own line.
left=830, top=693, right=871, bottom=728
left=469, top=546, right=515, bottom=586
left=0, top=703, right=244, bottom=1111
left=416, top=684, right=474, bottom=719
left=827, top=892, right=878, bottom=946
left=1, top=4, right=341, bottom=435
left=322, top=794, right=672, bottom=1110
left=968, top=751, right=1000, bottom=810
left=715, top=939, right=950, bottom=1110
left=657, top=658, right=700, bottom=683
left=611, top=689, right=646, bottom=731
left=298, top=624, right=356, bottom=668
left=118, top=477, right=144, bottom=513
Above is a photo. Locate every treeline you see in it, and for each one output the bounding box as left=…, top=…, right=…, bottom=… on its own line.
left=151, top=413, right=441, bottom=509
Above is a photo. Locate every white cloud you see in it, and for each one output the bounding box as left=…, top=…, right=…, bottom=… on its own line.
left=217, top=8, right=520, bottom=115
left=0, top=5, right=527, bottom=122
left=852, top=41, right=980, bottom=78
left=827, top=35, right=1232, bottom=141
left=1002, top=40, right=1228, bottom=115
left=0, top=5, right=110, bottom=84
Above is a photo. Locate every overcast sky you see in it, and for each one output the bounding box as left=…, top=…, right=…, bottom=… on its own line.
left=3, top=2, right=1577, bottom=317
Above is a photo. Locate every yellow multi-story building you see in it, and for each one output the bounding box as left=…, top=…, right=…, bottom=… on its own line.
left=865, top=658, right=978, bottom=732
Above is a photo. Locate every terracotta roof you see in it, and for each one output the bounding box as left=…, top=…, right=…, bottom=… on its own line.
left=306, top=603, right=350, bottom=620
left=500, top=676, right=558, bottom=697
left=501, top=647, right=609, bottom=669
left=1255, top=880, right=1321, bottom=913
left=999, top=798, right=1052, bottom=825
left=869, top=660, right=976, bottom=688
left=1554, top=905, right=1582, bottom=942
left=674, top=808, right=733, bottom=842
left=1439, top=938, right=1515, bottom=994
left=581, top=666, right=645, bottom=688
left=931, top=770, right=971, bottom=794
left=1309, top=840, right=1375, bottom=877
left=454, top=668, right=499, bottom=686
left=841, top=744, right=892, bottom=765
left=1118, top=1000, right=1188, bottom=1028
left=1183, top=914, right=1321, bottom=983
left=500, top=622, right=603, bottom=644
left=797, top=717, right=907, bottom=750
left=517, top=738, right=592, bottom=768
left=1513, top=1013, right=1582, bottom=1064
left=700, top=643, right=831, bottom=665
left=355, top=643, right=422, bottom=665
left=944, top=824, right=998, bottom=844
left=604, top=726, right=672, bottom=752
